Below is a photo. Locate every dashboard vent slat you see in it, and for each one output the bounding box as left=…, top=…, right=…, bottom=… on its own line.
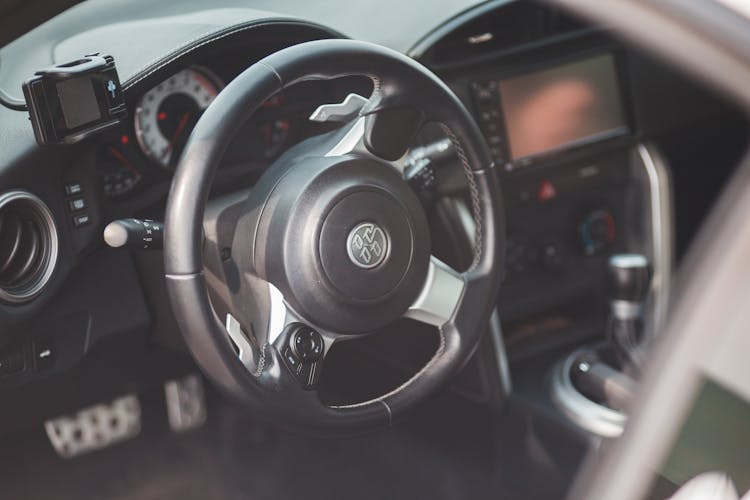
left=3, top=218, right=42, bottom=285
left=0, top=210, right=23, bottom=275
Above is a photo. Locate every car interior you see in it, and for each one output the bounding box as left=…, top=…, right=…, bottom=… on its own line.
left=0, top=0, right=749, bottom=499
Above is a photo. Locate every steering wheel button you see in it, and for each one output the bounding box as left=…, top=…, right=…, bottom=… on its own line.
left=283, top=347, right=299, bottom=368
left=290, top=327, right=323, bottom=362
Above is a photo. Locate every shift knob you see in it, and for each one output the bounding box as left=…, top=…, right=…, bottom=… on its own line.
left=607, top=254, right=651, bottom=303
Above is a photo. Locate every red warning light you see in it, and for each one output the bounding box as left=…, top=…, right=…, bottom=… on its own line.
left=121, top=135, right=129, bottom=145
left=158, top=111, right=167, bottom=121
left=537, top=180, right=557, bottom=202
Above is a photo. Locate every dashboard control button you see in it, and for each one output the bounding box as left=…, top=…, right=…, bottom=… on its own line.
left=481, top=121, right=499, bottom=134
left=479, top=109, right=501, bottom=122
left=580, top=210, right=617, bottom=256
left=64, top=182, right=83, bottom=196
left=471, top=81, right=498, bottom=102
left=283, top=347, right=299, bottom=369
left=68, top=197, right=87, bottom=212
left=33, top=338, right=55, bottom=371
left=73, top=214, right=91, bottom=228
left=541, top=240, right=566, bottom=270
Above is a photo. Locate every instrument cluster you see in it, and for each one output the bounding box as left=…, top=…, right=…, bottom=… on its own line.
left=96, top=65, right=370, bottom=200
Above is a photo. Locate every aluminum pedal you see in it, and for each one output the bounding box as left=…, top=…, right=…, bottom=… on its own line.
left=44, top=394, right=141, bottom=458
left=164, top=374, right=207, bottom=433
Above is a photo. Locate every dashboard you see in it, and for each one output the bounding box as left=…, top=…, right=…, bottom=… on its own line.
left=0, top=0, right=744, bottom=418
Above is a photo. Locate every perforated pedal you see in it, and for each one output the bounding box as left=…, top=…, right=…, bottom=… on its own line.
left=44, top=394, right=141, bottom=458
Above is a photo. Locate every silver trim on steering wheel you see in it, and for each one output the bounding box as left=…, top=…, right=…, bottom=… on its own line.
left=404, top=256, right=465, bottom=327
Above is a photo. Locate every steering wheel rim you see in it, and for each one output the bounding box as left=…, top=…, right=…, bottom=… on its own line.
left=164, top=39, right=505, bottom=432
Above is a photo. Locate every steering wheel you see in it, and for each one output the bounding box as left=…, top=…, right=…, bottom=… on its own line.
left=164, top=39, right=505, bottom=432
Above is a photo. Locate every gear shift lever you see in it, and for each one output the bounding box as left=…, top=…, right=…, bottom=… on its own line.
left=607, top=254, right=652, bottom=368
left=553, top=254, right=653, bottom=430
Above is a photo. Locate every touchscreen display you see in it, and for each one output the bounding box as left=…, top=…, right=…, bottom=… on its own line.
left=499, top=54, right=627, bottom=160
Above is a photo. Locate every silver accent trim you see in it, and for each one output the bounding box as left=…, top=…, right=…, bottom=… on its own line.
left=610, top=300, right=643, bottom=321
left=551, top=350, right=627, bottom=438
left=325, top=115, right=368, bottom=158
left=164, top=374, right=207, bottom=433
left=404, top=256, right=465, bottom=327
left=309, top=93, right=368, bottom=123
left=0, top=190, right=59, bottom=304
left=225, top=313, right=256, bottom=369
left=489, top=309, right=512, bottom=396
left=638, top=143, right=674, bottom=336
left=609, top=253, right=649, bottom=269
left=324, top=115, right=408, bottom=174
left=467, top=32, right=494, bottom=45
left=267, top=282, right=293, bottom=344
left=379, top=400, right=393, bottom=425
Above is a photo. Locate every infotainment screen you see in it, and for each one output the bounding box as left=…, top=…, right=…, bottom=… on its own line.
left=498, top=54, right=627, bottom=160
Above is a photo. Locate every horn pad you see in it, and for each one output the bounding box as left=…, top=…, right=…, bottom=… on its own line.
left=244, top=154, right=431, bottom=334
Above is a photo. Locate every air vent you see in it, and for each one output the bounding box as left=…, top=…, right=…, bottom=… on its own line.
left=0, top=191, right=58, bottom=304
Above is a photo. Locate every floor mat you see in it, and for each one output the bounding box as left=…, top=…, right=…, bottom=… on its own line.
left=0, top=388, right=586, bottom=500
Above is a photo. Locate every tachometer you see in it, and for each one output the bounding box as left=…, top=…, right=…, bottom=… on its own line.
left=134, top=66, right=222, bottom=169
left=98, top=134, right=143, bottom=198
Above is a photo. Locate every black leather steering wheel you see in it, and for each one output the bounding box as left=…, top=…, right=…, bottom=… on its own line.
left=164, top=39, right=505, bottom=432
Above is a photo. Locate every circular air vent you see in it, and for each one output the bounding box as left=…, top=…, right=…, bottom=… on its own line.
left=0, top=191, right=58, bottom=304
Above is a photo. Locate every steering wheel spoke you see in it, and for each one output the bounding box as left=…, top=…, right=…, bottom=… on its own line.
left=229, top=275, right=339, bottom=391
left=404, top=256, right=465, bottom=328
left=323, top=109, right=421, bottom=177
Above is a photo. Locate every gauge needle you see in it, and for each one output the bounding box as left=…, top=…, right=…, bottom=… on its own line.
left=162, top=112, right=191, bottom=162
left=107, top=146, right=141, bottom=176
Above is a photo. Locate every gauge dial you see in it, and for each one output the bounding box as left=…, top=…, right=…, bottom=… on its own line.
left=134, top=67, right=222, bottom=169
left=99, top=136, right=143, bottom=198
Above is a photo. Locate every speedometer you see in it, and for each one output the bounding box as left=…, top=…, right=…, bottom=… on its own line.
left=134, top=66, right=222, bottom=169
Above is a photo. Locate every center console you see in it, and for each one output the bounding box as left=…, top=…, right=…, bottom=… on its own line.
left=427, top=30, right=673, bottom=437
left=457, top=47, right=671, bottom=356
